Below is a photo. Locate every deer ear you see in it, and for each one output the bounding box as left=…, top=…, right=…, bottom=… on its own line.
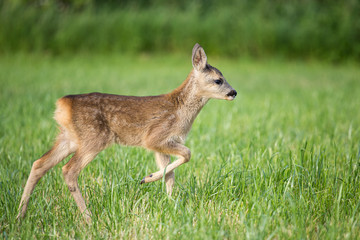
left=192, top=43, right=207, bottom=71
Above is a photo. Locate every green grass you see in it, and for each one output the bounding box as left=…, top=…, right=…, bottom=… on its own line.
left=1, top=1, right=360, bottom=61
left=0, top=53, right=360, bottom=239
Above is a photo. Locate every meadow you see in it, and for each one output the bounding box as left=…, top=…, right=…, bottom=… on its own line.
left=0, top=53, right=360, bottom=239
left=1, top=0, right=359, bottom=61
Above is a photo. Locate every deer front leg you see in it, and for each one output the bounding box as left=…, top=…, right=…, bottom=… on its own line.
left=154, top=152, right=175, bottom=195
left=141, top=143, right=190, bottom=185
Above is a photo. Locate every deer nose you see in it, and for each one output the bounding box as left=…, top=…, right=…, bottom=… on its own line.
left=226, top=90, right=237, bottom=97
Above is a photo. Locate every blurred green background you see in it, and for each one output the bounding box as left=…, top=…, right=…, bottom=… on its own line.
left=1, top=0, right=359, bottom=61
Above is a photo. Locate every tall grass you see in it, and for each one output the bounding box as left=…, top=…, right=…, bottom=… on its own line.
left=0, top=0, right=359, bottom=61
left=0, top=53, right=359, bottom=238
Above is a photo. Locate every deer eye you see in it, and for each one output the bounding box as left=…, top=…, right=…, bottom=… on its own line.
left=214, top=79, right=223, bottom=85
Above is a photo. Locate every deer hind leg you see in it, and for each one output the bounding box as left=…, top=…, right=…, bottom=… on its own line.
left=154, top=152, right=175, bottom=196
left=17, top=133, right=77, bottom=219
left=141, top=143, right=190, bottom=185
left=62, top=149, right=98, bottom=223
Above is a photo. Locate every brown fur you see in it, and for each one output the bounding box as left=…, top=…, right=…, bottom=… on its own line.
left=17, top=43, right=237, bottom=223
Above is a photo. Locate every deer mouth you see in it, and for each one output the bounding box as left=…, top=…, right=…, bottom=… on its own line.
left=226, top=90, right=237, bottom=101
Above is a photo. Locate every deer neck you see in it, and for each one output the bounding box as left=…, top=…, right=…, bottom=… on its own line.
left=168, top=70, right=209, bottom=131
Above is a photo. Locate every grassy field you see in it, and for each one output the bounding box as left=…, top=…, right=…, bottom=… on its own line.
left=1, top=1, right=360, bottom=61
left=0, top=53, right=360, bottom=239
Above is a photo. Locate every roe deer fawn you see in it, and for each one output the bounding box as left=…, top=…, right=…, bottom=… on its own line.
left=17, top=43, right=237, bottom=222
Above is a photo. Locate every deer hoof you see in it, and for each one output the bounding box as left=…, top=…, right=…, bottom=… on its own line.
left=140, top=174, right=153, bottom=184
